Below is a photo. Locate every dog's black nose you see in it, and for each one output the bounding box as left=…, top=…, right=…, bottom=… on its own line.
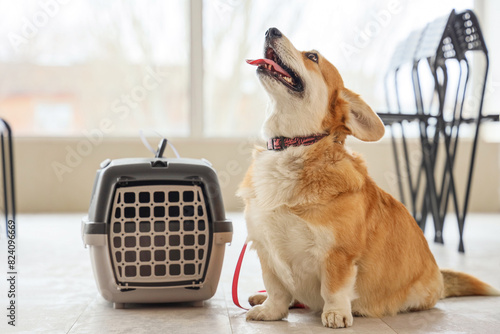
left=265, top=27, right=282, bottom=39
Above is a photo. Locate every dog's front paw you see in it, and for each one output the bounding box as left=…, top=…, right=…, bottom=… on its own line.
left=321, top=310, right=353, bottom=328
left=248, top=293, right=267, bottom=306
left=246, top=305, right=288, bottom=321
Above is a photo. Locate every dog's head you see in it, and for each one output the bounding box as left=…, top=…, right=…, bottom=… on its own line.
left=248, top=27, right=385, bottom=142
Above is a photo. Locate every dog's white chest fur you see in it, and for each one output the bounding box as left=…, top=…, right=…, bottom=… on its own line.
left=242, top=148, right=334, bottom=311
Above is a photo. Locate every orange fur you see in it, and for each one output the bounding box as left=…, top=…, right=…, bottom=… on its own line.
left=441, top=269, right=500, bottom=298
left=292, top=138, right=444, bottom=317
left=240, top=28, right=498, bottom=328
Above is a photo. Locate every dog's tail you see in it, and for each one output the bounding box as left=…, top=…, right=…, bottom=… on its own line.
left=441, top=269, right=500, bottom=298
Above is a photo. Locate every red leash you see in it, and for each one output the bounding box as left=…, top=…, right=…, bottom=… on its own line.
left=232, top=242, right=250, bottom=310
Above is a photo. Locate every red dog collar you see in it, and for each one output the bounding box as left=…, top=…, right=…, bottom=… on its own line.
left=267, top=133, right=329, bottom=151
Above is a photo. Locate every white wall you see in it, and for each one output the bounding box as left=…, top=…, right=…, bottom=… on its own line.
left=14, top=136, right=500, bottom=214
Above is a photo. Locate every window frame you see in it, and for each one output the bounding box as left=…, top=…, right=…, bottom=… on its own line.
left=189, top=0, right=204, bottom=138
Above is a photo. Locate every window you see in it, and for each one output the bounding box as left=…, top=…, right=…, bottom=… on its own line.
left=2, top=0, right=493, bottom=139
left=0, top=0, right=189, bottom=137
left=203, top=0, right=478, bottom=137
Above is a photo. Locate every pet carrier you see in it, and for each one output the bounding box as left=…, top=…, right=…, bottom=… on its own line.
left=82, top=139, right=233, bottom=308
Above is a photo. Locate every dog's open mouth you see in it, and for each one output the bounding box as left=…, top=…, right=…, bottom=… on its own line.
left=247, top=47, right=303, bottom=92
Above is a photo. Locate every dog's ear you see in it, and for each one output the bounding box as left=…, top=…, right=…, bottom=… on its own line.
left=340, top=89, right=385, bottom=142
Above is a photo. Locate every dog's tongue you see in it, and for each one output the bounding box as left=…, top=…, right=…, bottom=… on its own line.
left=246, top=59, right=291, bottom=78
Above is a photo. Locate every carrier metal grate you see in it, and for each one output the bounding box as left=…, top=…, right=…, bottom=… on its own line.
left=109, top=184, right=210, bottom=286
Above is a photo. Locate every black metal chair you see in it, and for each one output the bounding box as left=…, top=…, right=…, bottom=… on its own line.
left=0, top=119, right=15, bottom=236
left=379, top=9, right=498, bottom=252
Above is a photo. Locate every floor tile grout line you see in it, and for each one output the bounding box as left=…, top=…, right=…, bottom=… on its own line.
left=380, top=317, right=400, bottom=334
left=219, top=279, right=235, bottom=334
left=66, top=295, right=98, bottom=334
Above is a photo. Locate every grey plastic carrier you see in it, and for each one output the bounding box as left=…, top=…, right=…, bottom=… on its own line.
left=82, top=153, right=232, bottom=309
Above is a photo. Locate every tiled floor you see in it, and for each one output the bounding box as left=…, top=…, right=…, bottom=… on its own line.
left=1, top=212, right=499, bottom=333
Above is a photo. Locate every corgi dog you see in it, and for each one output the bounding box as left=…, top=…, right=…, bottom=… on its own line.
left=238, top=27, right=499, bottom=329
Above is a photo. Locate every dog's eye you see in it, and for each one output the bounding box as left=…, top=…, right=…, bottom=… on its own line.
left=306, top=52, right=318, bottom=63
